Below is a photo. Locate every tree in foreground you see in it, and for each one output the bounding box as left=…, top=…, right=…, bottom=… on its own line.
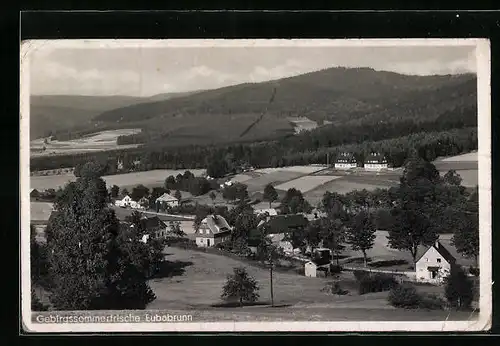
left=221, top=267, right=260, bottom=307
left=444, top=266, right=474, bottom=310
left=263, top=183, right=278, bottom=208
left=46, top=162, right=156, bottom=310
left=451, top=186, right=479, bottom=266
left=110, top=185, right=120, bottom=199
left=347, top=210, right=376, bottom=267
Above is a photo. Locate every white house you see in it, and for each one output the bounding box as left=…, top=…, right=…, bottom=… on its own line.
left=195, top=214, right=232, bottom=248
left=364, top=152, right=388, bottom=171
left=415, top=240, right=456, bottom=284
left=155, top=193, right=179, bottom=209
left=255, top=208, right=278, bottom=217
left=115, top=195, right=133, bottom=208
left=334, top=152, right=357, bottom=170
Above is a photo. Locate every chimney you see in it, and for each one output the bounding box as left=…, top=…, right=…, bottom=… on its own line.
left=435, top=238, right=440, bottom=248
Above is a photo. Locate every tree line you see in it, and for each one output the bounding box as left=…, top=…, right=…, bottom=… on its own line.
left=31, top=126, right=477, bottom=178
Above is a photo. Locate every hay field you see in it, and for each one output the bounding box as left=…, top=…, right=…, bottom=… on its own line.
left=275, top=175, right=343, bottom=193
left=30, top=129, right=142, bottom=157
left=30, top=169, right=206, bottom=191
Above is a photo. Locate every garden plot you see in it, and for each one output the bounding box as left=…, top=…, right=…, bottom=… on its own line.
left=274, top=175, right=342, bottom=193
left=229, top=174, right=254, bottom=183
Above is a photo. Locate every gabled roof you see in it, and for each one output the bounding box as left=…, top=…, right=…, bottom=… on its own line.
left=255, top=208, right=278, bottom=216
left=335, top=152, right=357, bottom=164
left=139, top=216, right=167, bottom=231
left=156, top=193, right=178, bottom=202
left=260, top=214, right=309, bottom=234
left=201, top=214, right=232, bottom=234
left=416, top=241, right=456, bottom=264
left=365, top=152, right=388, bottom=164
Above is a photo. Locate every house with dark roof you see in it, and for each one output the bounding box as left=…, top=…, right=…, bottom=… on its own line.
left=415, top=240, right=457, bottom=284
left=334, top=152, right=357, bottom=170
left=364, top=152, right=388, bottom=171
left=195, top=214, right=232, bottom=248
left=257, top=214, right=309, bottom=254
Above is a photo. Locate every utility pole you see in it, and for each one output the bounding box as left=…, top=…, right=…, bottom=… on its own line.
left=326, top=153, right=329, bottom=166
left=269, top=250, right=274, bottom=307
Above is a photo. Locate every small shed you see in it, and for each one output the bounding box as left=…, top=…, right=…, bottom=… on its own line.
left=305, top=261, right=318, bottom=278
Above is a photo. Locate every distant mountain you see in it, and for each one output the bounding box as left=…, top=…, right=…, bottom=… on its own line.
left=29, top=92, right=199, bottom=139
left=33, top=67, right=477, bottom=146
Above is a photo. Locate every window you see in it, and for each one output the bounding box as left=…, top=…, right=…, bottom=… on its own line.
left=437, top=258, right=441, bottom=263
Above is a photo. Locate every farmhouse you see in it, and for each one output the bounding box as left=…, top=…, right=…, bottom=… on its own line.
left=115, top=195, right=134, bottom=208
left=364, top=152, right=388, bottom=171
left=155, top=193, right=179, bottom=209
left=125, top=216, right=169, bottom=243
left=30, top=188, right=40, bottom=199
left=415, top=240, right=456, bottom=284
left=255, top=208, right=278, bottom=217
left=195, top=214, right=232, bottom=248
left=334, top=152, right=357, bottom=170
left=258, top=214, right=309, bottom=254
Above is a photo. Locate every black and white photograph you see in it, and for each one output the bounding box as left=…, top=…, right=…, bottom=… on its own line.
left=21, top=39, right=491, bottom=332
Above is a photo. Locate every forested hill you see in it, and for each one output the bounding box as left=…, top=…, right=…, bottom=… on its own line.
left=29, top=91, right=199, bottom=139
left=94, top=67, right=476, bottom=126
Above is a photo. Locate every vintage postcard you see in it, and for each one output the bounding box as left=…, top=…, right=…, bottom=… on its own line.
left=21, top=39, right=491, bottom=332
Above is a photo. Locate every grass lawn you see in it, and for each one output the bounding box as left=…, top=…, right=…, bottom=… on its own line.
left=145, top=247, right=477, bottom=322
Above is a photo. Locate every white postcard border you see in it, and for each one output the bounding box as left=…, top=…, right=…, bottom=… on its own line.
left=20, top=38, right=492, bottom=333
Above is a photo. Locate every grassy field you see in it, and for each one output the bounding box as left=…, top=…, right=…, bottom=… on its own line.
left=144, top=247, right=475, bottom=321
left=30, top=169, right=206, bottom=191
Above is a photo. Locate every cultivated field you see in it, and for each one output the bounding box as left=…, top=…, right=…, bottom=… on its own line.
left=254, top=165, right=328, bottom=175
left=145, top=247, right=474, bottom=321
left=30, top=129, right=142, bottom=157
left=275, top=175, right=343, bottom=193
left=30, top=169, right=206, bottom=191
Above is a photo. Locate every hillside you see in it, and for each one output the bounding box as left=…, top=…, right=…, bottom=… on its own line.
left=89, top=67, right=476, bottom=146
left=29, top=92, right=200, bottom=140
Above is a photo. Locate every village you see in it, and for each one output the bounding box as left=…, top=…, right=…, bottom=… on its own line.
left=30, top=147, right=479, bottom=319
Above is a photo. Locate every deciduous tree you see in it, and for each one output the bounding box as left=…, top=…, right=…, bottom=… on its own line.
left=263, top=184, right=278, bottom=208
left=221, top=267, right=260, bottom=307
left=347, top=210, right=376, bottom=267
left=46, top=162, right=156, bottom=310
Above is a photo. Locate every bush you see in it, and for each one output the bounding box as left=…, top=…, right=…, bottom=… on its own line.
left=330, top=264, right=343, bottom=274
left=353, top=270, right=370, bottom=282
left=418, top=294, right=445, bottom=310
left=444, top=266, right=474, bottom=310
left=388, top=284, right=420, bottom=308
left=322, top=281, right=349, bottom=295
left=357, top=273, right=399, bottom=295
left=468, top=266, right=480, bottom=277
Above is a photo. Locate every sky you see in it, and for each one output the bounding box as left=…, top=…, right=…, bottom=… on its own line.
left=29, top=42, right=477, bottom=97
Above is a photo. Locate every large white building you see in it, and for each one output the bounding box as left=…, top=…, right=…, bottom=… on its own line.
left=364, top=152, right=388, bottom=171
left=334, top=152, right=357, bottom=170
